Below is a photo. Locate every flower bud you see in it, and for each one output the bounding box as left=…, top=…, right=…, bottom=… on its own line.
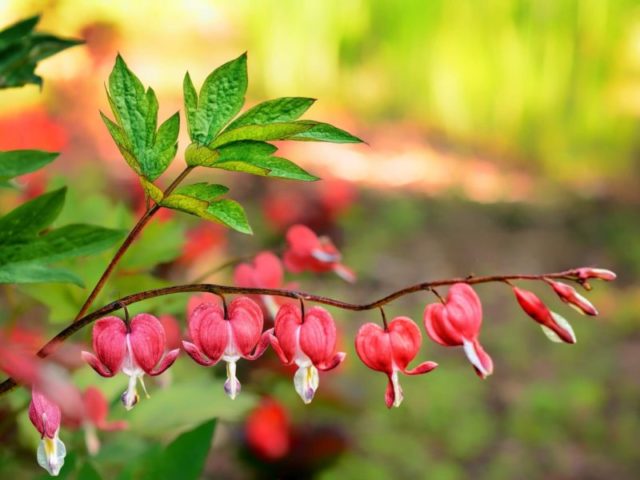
left=547, top=280, right=598, bottom=316
left=575, top=268, right=616, bottom=282
left=512, top=287, right=576, bottom=344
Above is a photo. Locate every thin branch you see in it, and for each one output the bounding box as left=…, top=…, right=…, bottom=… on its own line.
left=74, top=167, right=194, bottom=321
left=0, top=268, right=583, bottom=396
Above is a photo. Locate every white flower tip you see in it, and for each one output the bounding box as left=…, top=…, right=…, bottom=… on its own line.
left=294, top=365, right=319, bottom=404
left=37, top=433, right=66, bottom=476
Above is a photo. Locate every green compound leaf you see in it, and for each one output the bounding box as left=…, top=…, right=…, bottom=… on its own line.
left=185, top=53, right=248, bottom=145
left=103, top=55, right=179, bottom=181
left=226, top=96, right=315, bottom=130
left=0, top=16, right=82, bottom=89
left=139, top=178, right=163, bottom=203
left=0, top=150, right=58, bottom=179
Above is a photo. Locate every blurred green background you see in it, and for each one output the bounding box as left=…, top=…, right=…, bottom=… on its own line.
left=0, top=1, right=638, bottom=479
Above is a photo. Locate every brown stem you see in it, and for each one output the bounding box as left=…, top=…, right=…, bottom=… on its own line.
left=0, top=268, right=584, bottom=396
left=74, top=167, right=193, bottom=320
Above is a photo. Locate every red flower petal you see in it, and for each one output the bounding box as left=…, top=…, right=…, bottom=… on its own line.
left=92, top=317, right=127, bottom=375
left=273, top=304, right=303, bottom=363
left=229, top=297, right=264, bottom=357
left=387, top=317, right=422, bottom=371
left=29, top=388, right=61, bottom=439
left=299, top=307, right=338, bottom=366
left=188, top=303, right=228, bottom=362
left=129, top=314, right=166, bottom=374
left=355, top=322, right=393, bottom=374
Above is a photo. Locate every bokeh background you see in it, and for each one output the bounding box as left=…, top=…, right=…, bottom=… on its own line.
left=0, top=1, right=639, bottom=479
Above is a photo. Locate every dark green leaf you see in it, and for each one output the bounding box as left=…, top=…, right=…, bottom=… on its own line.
left=0, top=16, right=82, bottom=89
left=209, top=121, right=314, bottom=148
left=290, top=120, right=363, bottom=143
left=0, top=263, right=83, bottom=286
left=187, top=53, right=248, bottom=144
left=172, top=183, right=229, bottom=201
left=104, top=55, right=179, bottom=180
left=0, top=224, right=125, bottom=267
left=0, top=149, right=57, bottom=179
left=206, top=199, right=252, bottom=234
left=0, top=187, right=66, bottom=243
left=226, top=96, right=315, bottom=130
left=150, top=419, right=217, bottom=480
left=216, top=140, right=278, bottom=159
left=0, top=16, right=39, bottom=50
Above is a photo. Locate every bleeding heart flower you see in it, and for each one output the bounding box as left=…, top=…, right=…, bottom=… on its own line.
left=81, top=314, right=180, bottom=410
left=29, top=388, right=66, bottom=476
left=355, top=317, right=437, bottom=408
left=512, top=287, right=577, bottom=344
left=182, top=297, right=269, bottom=399
left=234, top=251, right=296, bottom=318
left=546, top=280, right=598, bottom=316
left=423, top=284, right=494, bottom=379
left=283, top=224, right=355, bottom=282
left=269, top=304, right=345, bottom=404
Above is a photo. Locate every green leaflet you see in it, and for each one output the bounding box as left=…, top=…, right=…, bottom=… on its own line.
left=226, top=96, right=315, bottom=130
left=208, top=122, right=313, bottom=148
left=0, top=187, right=66, bottom=242
left=185, top=53, right=248, bottom=145
left=0, top=189, right=125, bottom=285
left=102, top=55, right=179, bottom=180
left=161, top=184, right=251, bottom=234
left=216, top=141, right=317, bottom=181
left=0, top=150, right=58, bottom=179
left=0, top=16, right=82, bottom=89
left=172, top=182, right=230, bottom=201
left=290, top=120, right=364, bottom=143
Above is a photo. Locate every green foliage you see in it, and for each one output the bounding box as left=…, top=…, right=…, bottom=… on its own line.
left=0, top=188, right=125, bottom=286
left=162, top=184, right=251, bottom=234
left=0, top=150, right=58, bottom=181
left=183, top=53, right=248, bottom=145
left=102, top=55, right=180, bottom=181
left=0, top=15, right=81, bottom=89
left=226, top=96, right=315, bottom=130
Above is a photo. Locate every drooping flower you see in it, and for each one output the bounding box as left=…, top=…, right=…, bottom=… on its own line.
left=512, top=287, right=577, bottom=343
left=283, top=224, right=355, bottom=282
left=355, top=317, right=437, bottom=408
left=269, top=304, right=345, bottom=404
left=546, top=280, right=598, bottom=316
left=234, top=251, right=296, bottom=318
left=423, top=283, right=494, bottom=378
left=81, top=314, right=180, bottom=410
left=29, top=388, right=66, bottom=476
left=182, top=297, right=269, bottom=399
left=187, top=292, right=219, bottom=318
left=64, top=387, right=128, bottom=455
